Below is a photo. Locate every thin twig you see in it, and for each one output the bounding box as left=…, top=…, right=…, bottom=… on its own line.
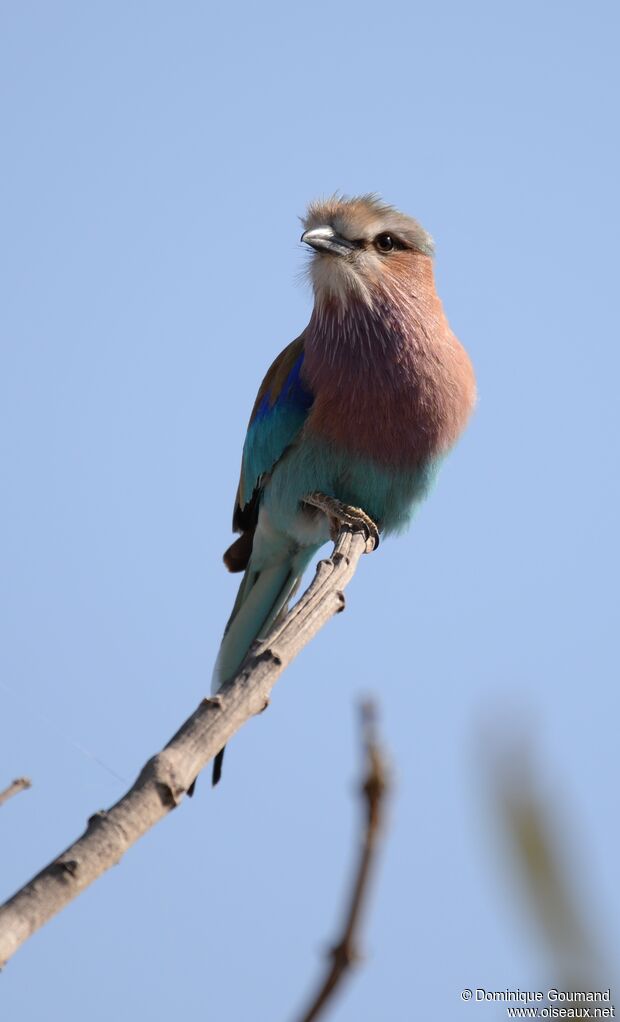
left=0, top=778, right=32, bottom=808
left=0, top=524, right=374, bottom=968
left=295, top=701, right=389, bottom=1022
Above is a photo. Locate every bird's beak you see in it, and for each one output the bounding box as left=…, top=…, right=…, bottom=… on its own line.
left=301, top=226, right=356, bottom=256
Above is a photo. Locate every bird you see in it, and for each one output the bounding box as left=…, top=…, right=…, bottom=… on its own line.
left=210, top=194, right=476, bottom=785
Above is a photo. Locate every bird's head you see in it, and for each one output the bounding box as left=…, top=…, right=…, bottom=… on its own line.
left=301, top=194, right=434, bottom=308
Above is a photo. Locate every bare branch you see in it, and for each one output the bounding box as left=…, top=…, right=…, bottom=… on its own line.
left=0, top=525, right=374, bottom=968
left=295, top=700, right=390, bottom=1022
left=0, top=778, right=32, bottom=808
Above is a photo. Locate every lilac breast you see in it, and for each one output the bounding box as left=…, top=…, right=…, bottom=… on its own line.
left=302, top=284, right=476, bottom=471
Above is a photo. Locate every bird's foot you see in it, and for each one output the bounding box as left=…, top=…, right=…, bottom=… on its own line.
left=303, top=492, right=380, bottom=552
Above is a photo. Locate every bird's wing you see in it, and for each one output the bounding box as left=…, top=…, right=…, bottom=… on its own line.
left=224, top=335, right=314, bottom=571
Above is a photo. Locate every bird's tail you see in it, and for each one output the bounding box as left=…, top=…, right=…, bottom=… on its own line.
left=211, top=544, right=317, bottom=785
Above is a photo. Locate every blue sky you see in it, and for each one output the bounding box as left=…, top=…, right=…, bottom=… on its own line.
left=1, top=2, right=618, bottom=1019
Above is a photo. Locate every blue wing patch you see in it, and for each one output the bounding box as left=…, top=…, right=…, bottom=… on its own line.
left=237, top=337, right=314, bottom=516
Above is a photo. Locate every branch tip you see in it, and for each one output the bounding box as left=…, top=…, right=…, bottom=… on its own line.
left=0, top=778, right=32, bottom=808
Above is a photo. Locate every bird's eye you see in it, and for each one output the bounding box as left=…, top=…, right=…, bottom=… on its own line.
left=374, top=233, right=395, bottom=253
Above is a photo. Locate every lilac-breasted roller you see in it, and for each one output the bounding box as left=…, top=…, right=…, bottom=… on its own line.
left=211, top=195, right=476, bottom=784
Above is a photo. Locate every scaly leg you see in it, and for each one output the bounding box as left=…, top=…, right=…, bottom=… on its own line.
left=303, top=492, right=380, bottom=552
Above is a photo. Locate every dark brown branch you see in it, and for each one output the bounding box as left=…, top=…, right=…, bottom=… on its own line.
left=0, top=778, right=32, bottom=808
left=296, top=701, right=390, bottom=1022
left=0, top=524, right=375, bottom=968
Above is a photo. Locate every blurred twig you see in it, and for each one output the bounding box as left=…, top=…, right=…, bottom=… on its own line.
left=296, top=701, right=390, bottom=1022
left=502, top=784, right=594, bottom=963
left=493, top=739, right=611, bottom=1005
left=0, top=778, right=31, bottom=808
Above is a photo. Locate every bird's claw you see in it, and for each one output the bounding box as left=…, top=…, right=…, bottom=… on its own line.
left=303, top=492, right=380, bottom=552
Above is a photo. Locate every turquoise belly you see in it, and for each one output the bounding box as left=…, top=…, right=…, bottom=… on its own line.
left=264, top=436, right=440, bottom=537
